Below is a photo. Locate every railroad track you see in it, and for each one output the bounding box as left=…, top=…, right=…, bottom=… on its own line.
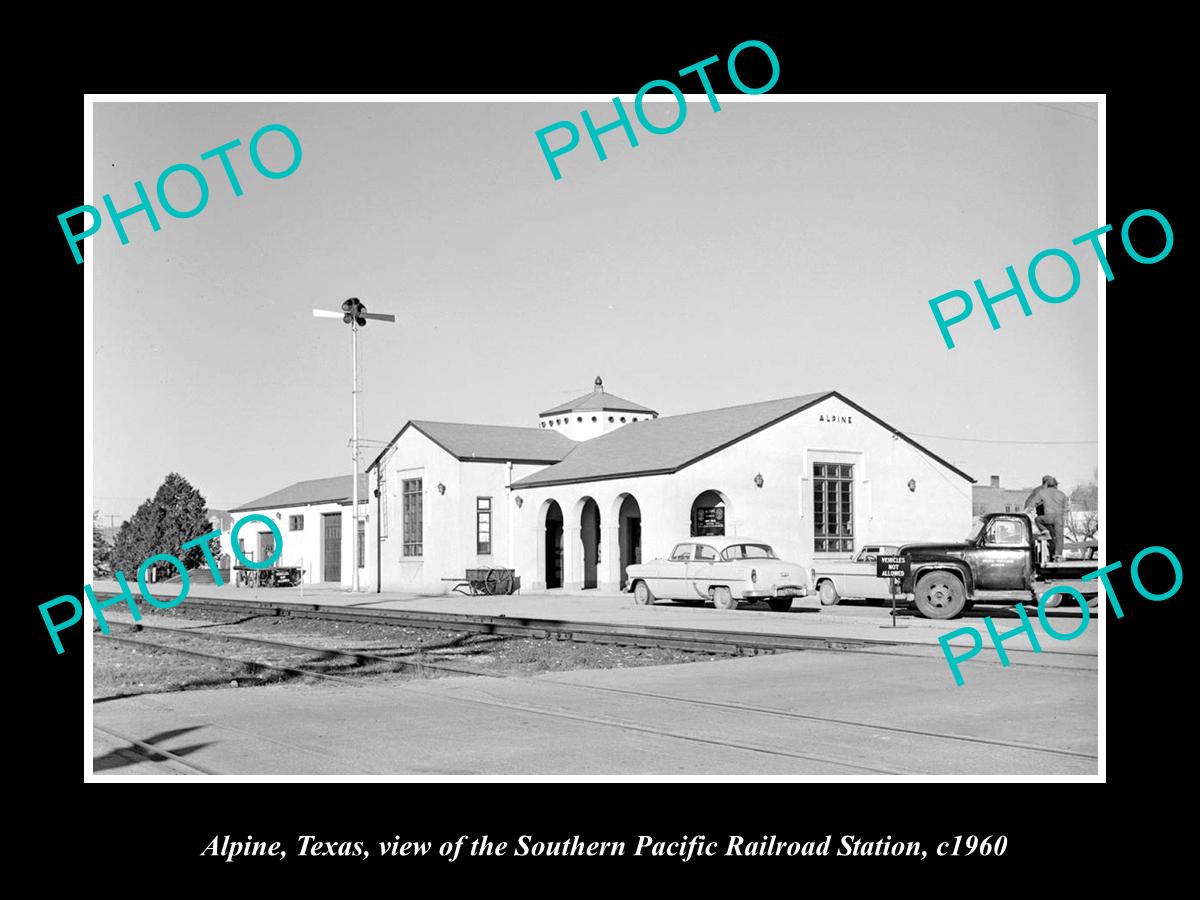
left=97, top=621, right=489, bottom=682
left=96, top=621, right=1097, bottom=770
left=89, top=591, right=1096, bottom=666
left=89, top=592, right=902, bottom=656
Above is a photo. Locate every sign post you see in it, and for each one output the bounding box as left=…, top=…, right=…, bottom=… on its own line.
left=876, top=555, right=911, bottom=629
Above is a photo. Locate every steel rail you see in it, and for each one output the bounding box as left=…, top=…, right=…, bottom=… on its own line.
left=89, top=592, right=897, bottom=655
left=96, top=633, right=357, bottom=683
left=106, top=622, right=488, bottom=679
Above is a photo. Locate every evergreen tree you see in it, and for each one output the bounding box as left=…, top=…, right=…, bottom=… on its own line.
left=111, top=473, right=219, bottom=578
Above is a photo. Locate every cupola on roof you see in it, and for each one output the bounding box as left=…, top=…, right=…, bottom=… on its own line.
left=539, top=377, right=658, bottom=417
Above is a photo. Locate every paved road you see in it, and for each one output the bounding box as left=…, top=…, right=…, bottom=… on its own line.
left=93, top=642, right=1097, bottom=777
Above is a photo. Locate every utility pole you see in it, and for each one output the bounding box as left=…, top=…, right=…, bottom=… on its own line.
left=313, top=298, right=396, bottom=592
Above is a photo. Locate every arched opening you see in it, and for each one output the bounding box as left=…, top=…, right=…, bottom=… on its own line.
left=616, top=494, right=642, bottom=590
left=544, top=500, right=563, bottom=589
left=579, top=497, right=601, bottom=589
left=690, top=489, right=729, bottom=537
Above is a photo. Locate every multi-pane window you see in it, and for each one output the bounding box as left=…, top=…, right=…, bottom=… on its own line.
left=289, top=514, right=304, bottom=531
left=814, top=462, right=854, bottom=552
left=476, top=497, right=492, bottom=555
left=402, top=478, right=423, bottom=556
left=357, top=518, right=365, bottom=568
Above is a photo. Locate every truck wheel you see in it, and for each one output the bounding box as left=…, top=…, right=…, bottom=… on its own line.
left=632, top=581, right=655, bottom=605
left=817, top=581, right=840, bottom=606
left=767, top=597, right=793, bottom=612
left=913, top=572, right=966, bottom=619
left=713, top=586, right=738, bottom=610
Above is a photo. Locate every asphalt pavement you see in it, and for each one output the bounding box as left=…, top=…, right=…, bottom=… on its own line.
left=91, top=585, right=1099, bottom=777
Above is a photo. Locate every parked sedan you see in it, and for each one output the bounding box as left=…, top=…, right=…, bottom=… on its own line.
left=627, top=538, right=813, bottom=611
left=812, top=544, right=904, bottom=606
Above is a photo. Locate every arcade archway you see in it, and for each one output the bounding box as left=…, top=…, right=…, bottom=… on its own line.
left=690, top=489, right=730, bottom=537
left=542, top=500, right=563, bottom=589
left=578, top=497, right=601, bottom=589
left=614, top=493, right=642, bottom=590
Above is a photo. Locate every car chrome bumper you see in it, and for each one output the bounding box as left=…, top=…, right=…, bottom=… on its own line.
left=742, top=586, right=809, bottom=599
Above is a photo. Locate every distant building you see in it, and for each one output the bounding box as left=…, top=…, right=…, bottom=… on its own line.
left=972, top=475, right=1035, bottom=517
left=206, top=508, right=233, bottom=534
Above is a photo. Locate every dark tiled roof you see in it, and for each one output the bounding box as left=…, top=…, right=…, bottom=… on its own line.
left=513, top=391, right=976, bottom=488
left=540, top=388, right=657, bottom=416
left=369, top=421, right=577, bottom=470
left=230, top=474, right=369, bottom=512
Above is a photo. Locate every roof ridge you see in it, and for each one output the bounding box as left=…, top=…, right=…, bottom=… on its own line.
left=230, top=472, right=367, bottom=512
left=411, top=419, right=548, bottom=432
left=539, top=387, right=658, bottom=416
left=653, top=391, right=835, bottom=421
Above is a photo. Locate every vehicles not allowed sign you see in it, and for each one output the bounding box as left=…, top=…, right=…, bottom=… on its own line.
left=876, top=554, right=911, bottom=629
left=876, top=555, right=910, bottom=579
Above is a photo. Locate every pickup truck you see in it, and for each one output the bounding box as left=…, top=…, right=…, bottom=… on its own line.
left=897, top=511, right=1099, bottom=619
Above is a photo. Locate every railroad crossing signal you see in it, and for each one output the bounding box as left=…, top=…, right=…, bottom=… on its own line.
left=312, top=298, right=397, bottom=592
left=314, top=297, right=396, bottom=327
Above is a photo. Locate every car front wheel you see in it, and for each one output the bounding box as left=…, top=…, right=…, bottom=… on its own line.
left=632, top=581, right=654, bottom=605
left=817, top=581, right=840, bottom=606
left=913, top=572, right=967, bottom=619
left=712, top=586, right=738, bottom=610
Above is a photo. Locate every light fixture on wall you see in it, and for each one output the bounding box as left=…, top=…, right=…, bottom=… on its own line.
left=515, top=496, right=523, bottom=508
left=908, top=478, right=917, bottom=492
left=275, top=512, right=282, bottom=520
left=437, top=483, right=446, bottom=495
left=753, top=473, right=764, bottom=488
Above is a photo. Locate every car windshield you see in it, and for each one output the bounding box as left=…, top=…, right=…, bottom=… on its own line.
left=721, top=543, right=778, bottom=561
left=965, top=518, right=986, bottom=542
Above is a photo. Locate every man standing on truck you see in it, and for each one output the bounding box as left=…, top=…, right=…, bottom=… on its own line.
left=1024, top=475, right=1069, bottom=561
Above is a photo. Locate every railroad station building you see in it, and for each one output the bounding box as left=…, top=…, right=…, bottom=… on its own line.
left=228, top=474, right=368, bottom=586
left=359, top=379, right=975, bottom=595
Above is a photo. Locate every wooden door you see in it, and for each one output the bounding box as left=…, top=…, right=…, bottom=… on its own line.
left=323, top=513, right=341, bottom=582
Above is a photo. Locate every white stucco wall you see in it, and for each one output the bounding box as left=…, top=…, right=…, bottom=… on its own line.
left=227, top=501, right=351, bottom=585
left=365, top=427, right=551, bottom=594
left=540, top=410, right=656, bottom=442
left=510, top=395, right=973, bottom=592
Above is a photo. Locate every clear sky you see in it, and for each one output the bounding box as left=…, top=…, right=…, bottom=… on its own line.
left=92, top=100, right=1098, bottom=520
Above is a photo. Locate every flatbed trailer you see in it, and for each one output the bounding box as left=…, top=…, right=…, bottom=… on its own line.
left=233, top=565, right=304, bottom=588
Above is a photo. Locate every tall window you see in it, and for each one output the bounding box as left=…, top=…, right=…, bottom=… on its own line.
left=814, top=463, right=854, bottom=552
left=289, top=514, right=304, bottom=531
left=403, top=478, right=423, bottom=556
left=357, top=518, right=365, bottom=568
left=476, top=497, right=492, bottom=555
left=379, top=467, right=388, bottom=540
